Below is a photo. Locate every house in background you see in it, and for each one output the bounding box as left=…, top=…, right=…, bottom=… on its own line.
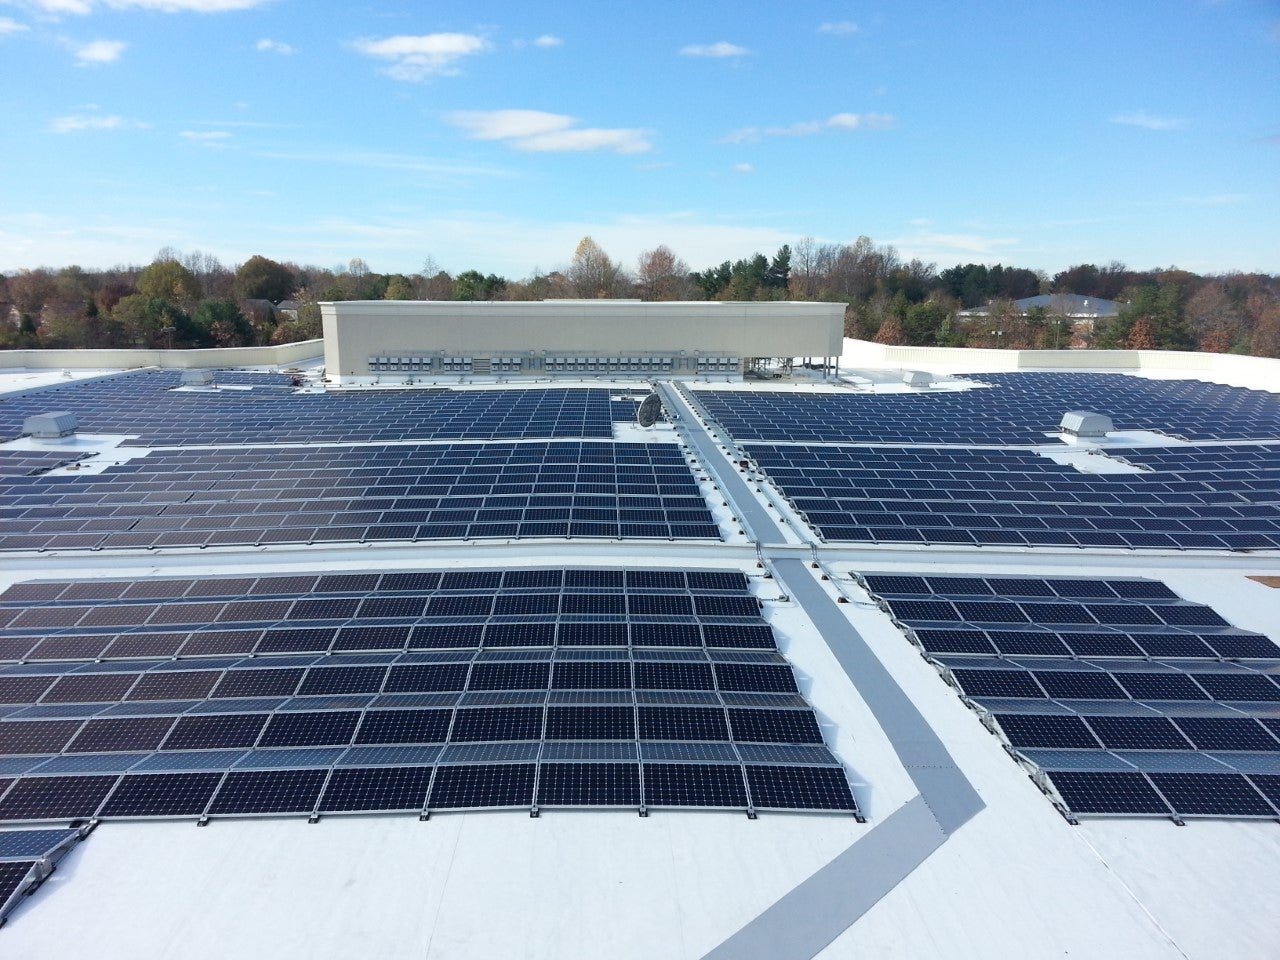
left=958, top=293, right=1122, bottom=347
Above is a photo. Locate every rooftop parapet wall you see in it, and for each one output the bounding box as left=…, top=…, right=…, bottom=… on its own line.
left=0, top=340, right=323, bottom=371
left=845, top=339, right=1280, bottom=390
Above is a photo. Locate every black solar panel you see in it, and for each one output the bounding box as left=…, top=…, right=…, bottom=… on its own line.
left=863, top=572, right=1280, bottom=818
left=537, top=762, right=641, bottom=806
left=642, top=763, right=747, bottom=807
left=99, top=773, right=224, bottom=817
left=428, top=763, right=536, bottom=809
left=319, top=766, right=433, bottom=812
left=1047, top=771, right=1171, bottom=815
left=1147, top=773, right=1275, bottom=817
left=744, top=765, right=858, bottom=811
left=208, top=769, right=328, bottom=815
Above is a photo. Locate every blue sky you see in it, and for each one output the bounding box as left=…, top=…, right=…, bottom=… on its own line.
left=1, top=0, right=1277, bottom=279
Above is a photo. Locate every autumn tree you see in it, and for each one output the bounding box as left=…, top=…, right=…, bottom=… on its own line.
left=137, top=259, right=201, bottom=308
left=1185, top=283, right=1244, bottom=353
left=1126, top=316, right=1156, bottom=350
left=234, top=255, right=296, bottom=302
left=192, top=299, right=253, bottom=347
left=567, top=236, right=625, bottom=298
left=383, top=275, right=414, bottom=300
left=872, top=311, right=904, bottom=345
left=636, top=245, right=693, bottom=300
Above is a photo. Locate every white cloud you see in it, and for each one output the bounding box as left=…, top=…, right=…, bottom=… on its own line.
left=1110, top=111, right=1185, bottom=131
left=532, top=34, right=561, bottom=47
left=680, top=41, right=747, bottom=58
left=732, top=163, right=753, bottom=173
left=1176, top=193, right=1248, bottom=206
left=352, top=33, right=489, bottom=81
left=448, top=109, right=572, bottom=141
left=22, top=0, right=268, bottom=10
left=180, top=129, right=232, bottom=145
left=256, top=38, right=294, bottom=55
left=74, top=38, right=124, bottom=63
left=50, top=113, right=140, bottom=132
left=27, top=0, right=93, bottom=13
left=0, top=16, right=30, bottom=32
left=106, top=0, right=267, bottom=9
left=818, top=21, right=858, bottom=35
left=888, top=227, right=1020, bottom=262
left=721, top=112, right=894, bottom=143
left=447, top=109, right=651, bottom=154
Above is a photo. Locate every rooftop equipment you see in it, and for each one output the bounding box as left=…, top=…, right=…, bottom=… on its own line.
left=23, top=412, right=78, bottom=439
left=180, top=369, right=215, bottom=386
left=1060, top=410, right=1113, bottom=438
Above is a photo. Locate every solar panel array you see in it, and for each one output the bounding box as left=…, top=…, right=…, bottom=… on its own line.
left=747, top=443, right=1280, bottom=551
left=0, top=570, right=857, bottom=820
left=699, top=373, right=1280, bottom=444
left=0, top=451, right=86, bottom=478
left=0, top=442, right=721, bottom=550
left=1, top=372, right=620, bottom=445
left=860, top=573, right=1280, bottom=819
left=0, top=827, right=78, bottom=923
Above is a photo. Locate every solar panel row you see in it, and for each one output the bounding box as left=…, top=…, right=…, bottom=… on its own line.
left=0, top=442, right=722, bottom=550
left=700, top=372, right=1280, bottom=444
left=0, top=760, right=857, bottom=821
left=860, top=574, right=1280, bottom=819
left=3, top=373, right=621, bottom=445
left=753, top=444, right=1280, bottom=551
left=0, top=569, right=857, bottom=819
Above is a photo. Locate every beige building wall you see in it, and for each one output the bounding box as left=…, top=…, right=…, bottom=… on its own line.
left=320, top=300, right=844, bottom=378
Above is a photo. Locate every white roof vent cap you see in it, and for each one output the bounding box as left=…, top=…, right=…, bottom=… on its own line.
left=180, top=369, right=215, bottom=386
left=902, top=370, right=933, bottom=388
left=24, top=411, right=78, bottom=439
left=1060, top=410, right=1113, bottom=438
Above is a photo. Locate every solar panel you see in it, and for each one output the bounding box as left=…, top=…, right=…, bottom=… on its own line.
left=207, top=769, right=328, bottom=815
left=318, top=766, right=433, bottom=812
left=1047, top=771, right=1171, bottom=815
left=642, top=763, right=747, bottom=808
left=1147, top=773, right=1276, bottom=817
left=99, top=773, right=224, bottom=817
left=427, top=763, right=536, bottom=810
left=744, top=765, right=858, bottom=812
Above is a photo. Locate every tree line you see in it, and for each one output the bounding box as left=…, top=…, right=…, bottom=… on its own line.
left=3, top=236, right=1278, bottom=357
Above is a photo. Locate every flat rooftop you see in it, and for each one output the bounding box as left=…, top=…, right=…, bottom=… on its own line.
left=0, top=342, right=1277, bottom=959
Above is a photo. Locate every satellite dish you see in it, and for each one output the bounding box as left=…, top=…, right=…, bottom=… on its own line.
left=637, top=393, right=663, bottom=428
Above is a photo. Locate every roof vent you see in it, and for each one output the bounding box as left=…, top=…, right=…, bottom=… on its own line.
left=1060, top=410, right=1113, bottom=438
left=24, top=411, right=78, bottom=439
left=180, top=369, right=215, bottom=387
left=902, top=370, right=933, bottom=388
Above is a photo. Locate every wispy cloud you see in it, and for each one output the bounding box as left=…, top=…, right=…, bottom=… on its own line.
left=255, top=38, right=294, bottom=55
left=50, top=113, right=143, bottom=132
left=1176, top=193, right=1247, bottom=206
left=0, top=16, right=30, bottom=32
left=352, top=33, right=489, bottom=81
left=26, top=0, right=269, bottom=11
left=447, top=109, right=651, bottom=154
left=180, top=129, right=232, bottom=146
left=680, top=41, right=747, bottom=58
left=818, top=21, right=858, bottom=35
left=732, top=163, right=753, bottom=174
left=1110, top=111, right=1186, bottom=131
left=721, top=112, right=894, bottom=144
left=513, top=34, right=562, bottom=49
left=256, top=148, right=512, bottom=180
left=889, top=227, right=1020, bottom=261
left=74, top=38, right=125, bottom=63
